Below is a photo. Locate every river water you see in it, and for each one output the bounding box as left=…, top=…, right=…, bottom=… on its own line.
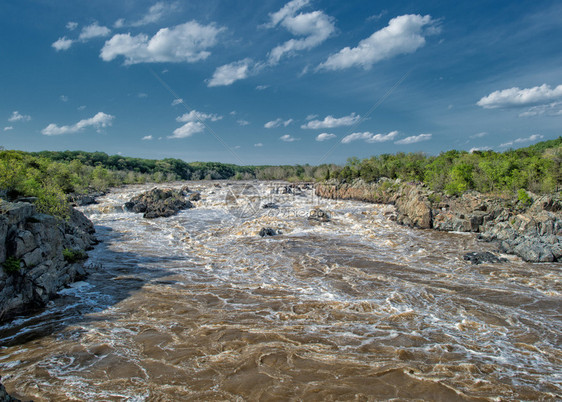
left=0, top=182, right=560, bottom=401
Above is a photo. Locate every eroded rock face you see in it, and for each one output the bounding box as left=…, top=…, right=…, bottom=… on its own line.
left=315, top=179, right=562, bottom=262
left=0, top=201, right=98, bottom=322
left=124, top=188, right=194, bottom=219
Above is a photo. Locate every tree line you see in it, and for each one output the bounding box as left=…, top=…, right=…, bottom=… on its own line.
left=0, top=137, right=560, bottom=218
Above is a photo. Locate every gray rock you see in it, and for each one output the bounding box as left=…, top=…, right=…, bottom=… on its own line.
left=308, top=208, right=330, bottom=222
left=463, top=251, right=507, bottom=265
left=259, top=227, right=279, bottom=237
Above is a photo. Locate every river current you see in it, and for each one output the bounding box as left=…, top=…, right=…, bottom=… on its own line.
left=0, top=182, right=560, bottom=401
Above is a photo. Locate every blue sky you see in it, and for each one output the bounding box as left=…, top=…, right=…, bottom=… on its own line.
left=1, top=0, right=561, bottom=165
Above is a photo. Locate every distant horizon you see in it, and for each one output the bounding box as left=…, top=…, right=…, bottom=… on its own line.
left=1, top=0, right=561, bottom=165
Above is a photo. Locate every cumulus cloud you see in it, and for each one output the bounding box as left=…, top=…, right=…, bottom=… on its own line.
left=171, top=98, right=183, bottom=106
left=170, top=109, right=221, bottom=139
left=254, top=143, right=263, bottom=147
left=101, top=21, right=224, bottom=65
left=395, top=133, right=432, bottom=144
left=79, top=22, right=111, bottom=41
left=142, top=135, right=153, bottom=140
left=318, top=14, right=437, bottom=71
left=477, top=84, right=562, bottom=109
left=237, top=119, right=250, bottom=126
left=469, top=147, right=491, bottom=153
left=41, top=112, right=115, bottom=136
left=207, top=58, right=253, bottom=87
left=301, top=113, right=360, bottom=129
left=316, top=133, right=336, bottom=141
left=66, top=21, right=78, bottom=31
left=266, top=0, right=335, bottom=65
left=60, top=95, right=69, bottom=102
left=341, top=131, right=397, bottom=144
left=8, top=111, right=31, bottom=122
left=169, top=122, right=204, bottom=139
left=176, top=110, right=222, bottom=123
left=132, top=2, right=178, bottom=27
left=280, top=134, right=298, bottom=142
left=52, top=37, right=74, bottom=51
left=256, top=85, right=269, bottom=90
left=264, top=118, right=293, bottom=128
left=500, top=134, right=544, bottom=148
left=4, top=126, right=13, bottom=131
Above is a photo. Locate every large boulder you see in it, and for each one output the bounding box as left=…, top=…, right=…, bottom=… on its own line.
left=124, top=188, right=193, bottom=219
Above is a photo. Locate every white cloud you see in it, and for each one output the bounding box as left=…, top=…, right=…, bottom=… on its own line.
left=169, top=121, right=205, bottom=139
left=301, top=113, right=360, bottom=129
left=316, top=133, right=336, bottom=141
left=500, top=134, right=544, bottom=148
left=395, top=133, right=432, bottom=144
left=266, top=0, right=335, bottom=65
left=477, top=84, right=562, bottom=109
left=60, top=95, right=69, bottom=102
left=171, top=98, right=183, bottom=106
left=469, top=147, right=491, bottom=153
left=254, top=143, right=263, bottom=147
left=79, top=22, right=111, bottom=41
left=3, top=126, right=13, bottom=131
left=66, top=21, right=78, bottom=31
left=138, top=92, right=148, bottom=98
left=170, top=109, right=221, bottom=139
left=132, top=2, right=178, bottom=27
left=306, top=114, right=318, bottom=120
left=8, top=111, right=31, bottom=122
left=234, top=145, right=241, bottom=149
left=78, top=105, right=86, bottom=110
left=518, top=101, right=562, bottom=117
left=176, top=110, right=222, bottom=123
left=256, top=85, right=269, bottom=90
left=207, top=58, right=253, bottom=87
left=470, top=132, right=487, bottom=139
left=52, top=37, right=73, bottom=51
left=264, top=118, right=293, bottom=128
left=280, top=134, right=298, bottom=142
left=114, top=19, right=125, bottom=29
left=229, top=111, right=237, bottom=116
left=142, top=135, right=153, bottom=140
left=237, top=119, right=250, bottom=126
left=318, top=14, right=437, bottom=71
left=101, top=21, right=224, bottom=65
left=41, top=112, right=115, bottom=136
left=342, top=131, right=398, bottom=144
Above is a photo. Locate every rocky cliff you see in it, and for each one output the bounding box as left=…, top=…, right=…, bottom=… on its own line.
left=315, top=179, right=562, bottom=263
left=0, top=201, right=97, bottom=322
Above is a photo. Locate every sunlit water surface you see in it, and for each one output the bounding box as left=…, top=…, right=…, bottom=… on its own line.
left=0, top=182, right=560, bottom=401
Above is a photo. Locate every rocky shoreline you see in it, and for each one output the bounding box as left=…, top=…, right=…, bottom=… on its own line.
left=315, top=179, right=561, bottom=263
left=0, top=201, right=98, bottom=323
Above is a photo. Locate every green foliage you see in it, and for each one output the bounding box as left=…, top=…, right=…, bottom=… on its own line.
left=517, top=189, right=532, bottom=206
left=62, top=248, right=88, bottom=263
left=2, top=256, right=22, bottom=273
left=335, top=137, right=562, bottom=195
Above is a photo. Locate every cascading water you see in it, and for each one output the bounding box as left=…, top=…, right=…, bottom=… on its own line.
left=0, top=182, right=560, bottom=401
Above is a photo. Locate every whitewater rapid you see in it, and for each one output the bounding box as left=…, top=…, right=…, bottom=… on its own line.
left=0, top=182, right=560, bottom=401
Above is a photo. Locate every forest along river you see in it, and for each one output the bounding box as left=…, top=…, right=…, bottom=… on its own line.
left=0, top=182, right=561, bottom=401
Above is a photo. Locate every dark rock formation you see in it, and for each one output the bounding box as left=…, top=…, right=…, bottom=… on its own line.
left=259, top=227, right=280, bottom=237
left=0, top=201, right=97, bottom=322
left=124, top=188, right=193, bottom=219
left=463, top=252, right=507, bottom=265
left=261, top=202, right=278, bottom=209
left=308, top=208, right=330, bottom=222
left=315, top=179, right=561, bottom=263
left=188, top=192, right=201, bottom=202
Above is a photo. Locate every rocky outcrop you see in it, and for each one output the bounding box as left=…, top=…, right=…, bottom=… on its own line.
left=0, top=201, right=97, bottom=322
left=124, top=188, right=193, bottom=219
left=463, top=252, right=507, bottom=265
left=259, top=227, right=280, bottom=237
left=0, top=378, right=19, bottom=402
left=308, top=208, right=330, bottom=223
left=315, top=179, right=562, bottom=263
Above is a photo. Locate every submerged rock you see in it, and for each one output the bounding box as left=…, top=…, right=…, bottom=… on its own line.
left=124, top=188, right=193, bottom=219
left=308, top=208, right=330, bottom=222
left=463, top=252, right=507, bottom=265
left=261, top=202, right=278, bottom=209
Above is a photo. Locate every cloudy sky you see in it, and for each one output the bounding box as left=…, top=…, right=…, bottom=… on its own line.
left=1, top=0, right=561, bottom=164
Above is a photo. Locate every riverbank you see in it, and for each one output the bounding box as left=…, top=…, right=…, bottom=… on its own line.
left=315, top=178, right=562, bottom=262
left=0, top=200, right=98, bottom=322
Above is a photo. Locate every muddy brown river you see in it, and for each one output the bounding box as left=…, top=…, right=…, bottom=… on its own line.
left=1, top=182, right=560, bottom=401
